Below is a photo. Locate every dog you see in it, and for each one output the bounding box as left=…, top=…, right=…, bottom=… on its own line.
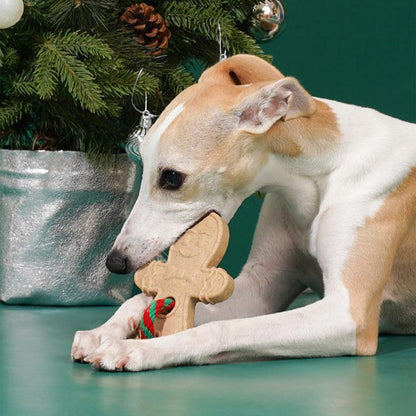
left=71, top=55, right=416, bottom=371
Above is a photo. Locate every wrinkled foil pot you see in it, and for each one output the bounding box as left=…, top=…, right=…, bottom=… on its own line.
left=0, top=150, right=141, bottom=305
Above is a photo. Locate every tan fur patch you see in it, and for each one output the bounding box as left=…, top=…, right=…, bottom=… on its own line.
left=342, top=168, right=416, bottom=355
left=266, top=99, right=341, bottom=157
left=199, top=54, right=284, bottom=85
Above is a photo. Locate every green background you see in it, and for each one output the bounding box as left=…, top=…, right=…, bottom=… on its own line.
left=223, top=0, right=416, bottom=278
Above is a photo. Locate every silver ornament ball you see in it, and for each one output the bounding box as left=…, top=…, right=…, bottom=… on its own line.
left=250, top=0, right=285, bottom=42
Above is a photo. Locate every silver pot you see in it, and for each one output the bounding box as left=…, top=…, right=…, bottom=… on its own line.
left=0, top=150, right=141, bottom=305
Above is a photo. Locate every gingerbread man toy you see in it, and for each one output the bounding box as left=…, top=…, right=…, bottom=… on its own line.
left=134, top=212, right=234, bottom=338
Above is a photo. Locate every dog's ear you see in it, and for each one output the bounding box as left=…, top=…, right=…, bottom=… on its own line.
left=235, top=77, right=316, bottom=135
left=199, top=54, right=284, bottom=85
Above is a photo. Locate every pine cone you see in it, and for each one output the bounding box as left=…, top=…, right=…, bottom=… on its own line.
left=120, top=3, right=171, bottom=56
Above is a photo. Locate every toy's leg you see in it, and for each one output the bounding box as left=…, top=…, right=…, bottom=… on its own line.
left=71, top=293, right=152, bottom=362
left=196, top=193, right=321, bottom=326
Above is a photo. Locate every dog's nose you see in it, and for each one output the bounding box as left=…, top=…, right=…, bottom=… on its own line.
left=106, top=250, right=129, bottom=274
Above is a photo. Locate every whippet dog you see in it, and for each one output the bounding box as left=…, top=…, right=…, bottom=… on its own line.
left=71, top=55, right=416, bottom=371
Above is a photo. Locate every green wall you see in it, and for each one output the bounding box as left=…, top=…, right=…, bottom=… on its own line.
left=222, top=0, right=415, bottom=277
left=264, top=0, right=416, bottom=122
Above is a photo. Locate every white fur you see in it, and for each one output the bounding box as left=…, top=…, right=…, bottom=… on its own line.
left=72, top=86, right=416, bottom=371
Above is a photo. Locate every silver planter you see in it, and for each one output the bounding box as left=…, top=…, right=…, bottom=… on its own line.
left=0, top=150, right=141, bottom=305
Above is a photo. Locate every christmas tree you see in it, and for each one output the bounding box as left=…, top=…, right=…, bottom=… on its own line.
left=0, top=0, right=269, bottom=156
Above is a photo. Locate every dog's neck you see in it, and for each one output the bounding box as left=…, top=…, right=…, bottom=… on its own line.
left=244, top=99, right=341, bottom=225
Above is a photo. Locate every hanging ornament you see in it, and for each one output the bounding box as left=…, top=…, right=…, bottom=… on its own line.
left=125, top=69, right=158, bottom=165
left=250, top=0, right=285, bottom=42
left=217, top=23, right=227, bottom=62
left=120, top=3, right=171, bottom=56
left=0, top=0, right=24, bottom=29
left=125, top=109, right=154, bottom=164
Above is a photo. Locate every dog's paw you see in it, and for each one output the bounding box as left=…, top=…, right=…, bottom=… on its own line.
left=71, top=328, right=116, bottom=363
left=71, top=314, right=142, bottom=363
left=87, top=338, right=146, bottom=372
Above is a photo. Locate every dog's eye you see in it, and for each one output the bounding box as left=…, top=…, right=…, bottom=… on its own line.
left=159, top=169, right=185, bottom=190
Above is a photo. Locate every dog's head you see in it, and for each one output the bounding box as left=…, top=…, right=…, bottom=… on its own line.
left=106, top=55, right=316, bottom=273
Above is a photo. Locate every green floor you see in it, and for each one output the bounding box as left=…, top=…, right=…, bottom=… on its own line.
left=1, top=296, right=415, bottom=416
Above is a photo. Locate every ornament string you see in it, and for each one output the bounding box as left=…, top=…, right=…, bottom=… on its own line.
left=126, top=69, right=158, bottom=164
left=218, top=23, right=227, bottom=61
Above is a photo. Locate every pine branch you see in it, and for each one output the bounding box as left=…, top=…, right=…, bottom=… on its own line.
left=36, top=32, right=107, bottom=113
left=90, top=62, right=160, bottom=100
left=163, top=1, right=235, bottom=42
left=36, top=99, right=127, bottom=155
left=51, top=48, right=106, bottom=113
left=130, top=70, right=161, bottom=98
left=0, top=100, right=29, bottom=129
left=222, top=0, right=258, bottom=23
left=48, top=0, right=115, bottom=32
left=1, top=47, right=19, bottom=71
left=226, top=27, right=271, bottom=59
left=33, top=45, right=59, bottom=99
left=7, top=71, right=37, bottom=96
left=101, top=28, right=167, bottom=75
left=53, top=30, right=113, bottom=60
left=167, top=65, right=196, bottom=95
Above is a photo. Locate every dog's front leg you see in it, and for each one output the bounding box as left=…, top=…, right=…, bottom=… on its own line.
left=88, top=294, right=355, bottom=371
left=71, top=293, right=152, bottom=362
left=88, top=195, right=413, bottom=371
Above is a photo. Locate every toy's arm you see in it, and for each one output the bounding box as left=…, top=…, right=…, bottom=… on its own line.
left=198, top=268, right=234, bottom=304
left=134, top=261, right=167, bottom=297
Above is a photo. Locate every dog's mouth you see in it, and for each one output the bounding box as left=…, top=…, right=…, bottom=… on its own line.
left=136, top=210, right=220, bottom=271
